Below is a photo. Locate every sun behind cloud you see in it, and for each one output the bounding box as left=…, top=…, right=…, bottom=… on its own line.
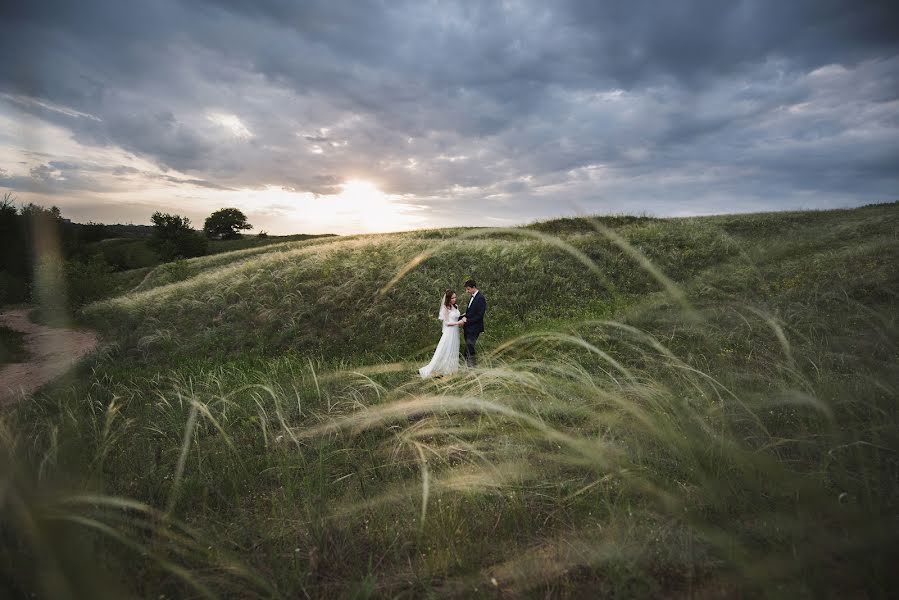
left=215, top=178, right=425, bottom=235
left=318, top=178, right=425, bottom=233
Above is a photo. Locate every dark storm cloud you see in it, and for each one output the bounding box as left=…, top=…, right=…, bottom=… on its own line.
left=557, top=0, right=899, bottom=87
left=1, top=0, right=897, bottom=222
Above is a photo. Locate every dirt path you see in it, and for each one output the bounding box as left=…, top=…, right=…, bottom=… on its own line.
left=0, top=309, right=98, bottom=405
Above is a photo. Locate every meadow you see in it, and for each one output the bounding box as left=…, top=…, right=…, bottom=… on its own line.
left=1, top=203, right=897, bottom=598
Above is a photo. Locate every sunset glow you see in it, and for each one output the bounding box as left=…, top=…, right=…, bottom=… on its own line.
left=207, top=179, right=427, bottom=235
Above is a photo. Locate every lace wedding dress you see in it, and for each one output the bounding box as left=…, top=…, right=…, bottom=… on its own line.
left=419, top=305, right=461, bottom=378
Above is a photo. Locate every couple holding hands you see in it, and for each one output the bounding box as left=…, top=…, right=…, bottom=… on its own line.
left=418, top=279, right=487, bottom=378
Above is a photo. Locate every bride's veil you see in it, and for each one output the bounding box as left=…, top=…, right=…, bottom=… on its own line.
left=438, top=298, right=448, bottom=322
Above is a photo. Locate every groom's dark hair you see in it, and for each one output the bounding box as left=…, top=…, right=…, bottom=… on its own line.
left=464, top=279, right=477, bottom=288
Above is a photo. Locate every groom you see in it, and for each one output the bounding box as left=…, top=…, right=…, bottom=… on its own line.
left=460, top=279, right=487, bottom=367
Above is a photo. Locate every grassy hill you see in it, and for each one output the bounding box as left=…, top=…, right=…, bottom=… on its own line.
left=82, top=216, right=742, bottom=363
left=81, top=232, right=337, bottom=272
left=2, top=203, right=897, bottom=598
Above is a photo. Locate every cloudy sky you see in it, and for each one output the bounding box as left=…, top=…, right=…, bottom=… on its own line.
left=2, top=1, right=897, bottom=234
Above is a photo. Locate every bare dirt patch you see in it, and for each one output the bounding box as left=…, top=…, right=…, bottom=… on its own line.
left=0, top=309, right=98, bottom=404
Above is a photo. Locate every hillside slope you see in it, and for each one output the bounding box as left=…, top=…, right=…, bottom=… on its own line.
left=85, top=203, right=897, bottom=365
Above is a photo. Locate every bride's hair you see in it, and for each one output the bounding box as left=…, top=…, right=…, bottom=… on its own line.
left=443, top=288, right=456, bottom=308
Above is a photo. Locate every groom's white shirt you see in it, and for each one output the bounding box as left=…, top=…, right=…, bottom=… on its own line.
left=468, top=290, right=478, bottom=308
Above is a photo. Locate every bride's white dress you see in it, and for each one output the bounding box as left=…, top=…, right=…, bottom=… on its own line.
left=419, top=305, right=461, bottom=378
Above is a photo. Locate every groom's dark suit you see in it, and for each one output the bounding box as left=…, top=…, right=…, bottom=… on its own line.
left=462, top=291, right=487, bottom=367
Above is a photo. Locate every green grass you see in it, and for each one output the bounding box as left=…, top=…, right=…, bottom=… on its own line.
left=0, top=325, right=27, bottom=364
left=2, top=202, right=897, bottom=598
left=207, top=233, right=337, bottom=255
left=82, top=233, right=335, bottom=273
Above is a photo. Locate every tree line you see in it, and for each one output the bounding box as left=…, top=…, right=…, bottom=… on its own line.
left=149, top=207, right=255, bottom=261
left=0, top=193, right=256, bottom=307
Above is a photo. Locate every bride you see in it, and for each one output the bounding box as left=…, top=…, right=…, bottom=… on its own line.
left=419, top=289, right=466, bottom=378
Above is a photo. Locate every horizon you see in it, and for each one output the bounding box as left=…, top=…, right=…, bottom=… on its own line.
left=2, top=1, right=898, bottom=235
left=24, top=197, right=897, bottom=237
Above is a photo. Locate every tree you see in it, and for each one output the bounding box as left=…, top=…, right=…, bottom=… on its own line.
left=0, top=193, right=22, bottom=276
left=151, top=211, right=193, bottom=239
left=204, top=208, right=253, bottom=239
left=150, top=211, right=207, bottom=261
left=0, top=197, right=82, bottom=304
left=0, top=193, right=27, bottom=303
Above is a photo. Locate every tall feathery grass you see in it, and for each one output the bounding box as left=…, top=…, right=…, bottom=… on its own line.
left=2, top=203, right=897, bottom=598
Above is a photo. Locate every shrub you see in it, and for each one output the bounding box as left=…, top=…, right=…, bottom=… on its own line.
left=150, top=212, right=208, bottom=261
left=0, top=324, right=27, bottom=363
left=150, top=260, right=192, bottom=287
left=181, top=231, right=208, bottom=258
left=0, top=271, right=28, bottom=304
left=100, top=240, right=160, bottom=270
left=65, top=255, right=115, bottom=308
